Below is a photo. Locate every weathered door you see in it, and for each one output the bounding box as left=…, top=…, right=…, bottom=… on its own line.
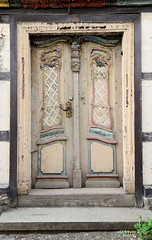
left=31, top=35, right=122, bottom=189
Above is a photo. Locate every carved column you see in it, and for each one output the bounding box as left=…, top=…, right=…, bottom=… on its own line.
left=71, top=38, right=82, bottom=188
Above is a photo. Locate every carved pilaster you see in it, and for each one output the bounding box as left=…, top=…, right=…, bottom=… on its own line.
left=71, top=38, right=80, bottom=72
left=71, top=38, right=82, bottom=188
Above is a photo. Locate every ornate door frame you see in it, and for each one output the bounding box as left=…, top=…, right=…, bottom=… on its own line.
left=17, top=21, right=134, bottom=194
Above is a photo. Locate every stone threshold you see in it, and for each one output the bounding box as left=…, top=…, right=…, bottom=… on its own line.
left=18, top=188, right=135, bottom=207
left=0, top=207, right=152, bottom=232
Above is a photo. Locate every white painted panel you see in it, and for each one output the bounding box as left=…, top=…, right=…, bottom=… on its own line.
left=142, top=80, right=152, bottom=132
left=41, top=143, right=63, bottom=174
left=0, top=142, right=9, bottom=185
left=142, top=13, right=152, bottom=72
left=143, top=142, right=152, bottom=185
left=91, top=142, right=113, bottom=173
left=0, top=24, right=10, bottom=72
left=0, top=81, right=10, bottom=131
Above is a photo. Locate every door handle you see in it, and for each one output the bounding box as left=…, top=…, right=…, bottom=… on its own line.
left=60, top=101, right=72, bottom=118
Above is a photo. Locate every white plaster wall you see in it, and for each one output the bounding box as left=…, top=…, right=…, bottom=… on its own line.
left=142, top=80, right=152, bottom=132
left=0, top=24, right=10, bottom=72
left=143, top=142, right=152, bottom=185
left=0, top=81, right=10, bottom=131
left=0, top=142, right=9, bottom=187
left=142, top=13, right=152, bottom=185
left=0, top=23, right=10, bottom=188
left=142, top=13, right=152, bottom=72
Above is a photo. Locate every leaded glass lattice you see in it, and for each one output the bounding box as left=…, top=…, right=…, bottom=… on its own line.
left=41, top=49, right=61, bottom=130
left=91, top=49, right=112, bottom=129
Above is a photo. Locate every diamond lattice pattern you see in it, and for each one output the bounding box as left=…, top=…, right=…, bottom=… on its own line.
left=93, top=63, right=111, bottom=128
left=43, top=66, right=60, bottom=128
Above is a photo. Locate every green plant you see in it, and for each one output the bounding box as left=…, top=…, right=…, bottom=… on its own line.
left=134, top=216, right=152, bottom=240
left=117, top=216, right=152, bottom=239
left=117, top=229, right=135, bottom=239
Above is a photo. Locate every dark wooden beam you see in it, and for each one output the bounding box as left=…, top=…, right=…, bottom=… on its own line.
left=0, top=131, right=9, bottom=141
left=142, top=72, right=152, bottom=80
left=9, top=15, right=17, bottom=206
left=142, top=132, right=152, bottom=142
left=134, top=15, right=143, bottom=207
left=0, top=72, right=10, bottom=81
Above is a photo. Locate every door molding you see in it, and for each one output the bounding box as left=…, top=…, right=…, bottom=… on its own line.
left=17, top=21, right=134, bottom=194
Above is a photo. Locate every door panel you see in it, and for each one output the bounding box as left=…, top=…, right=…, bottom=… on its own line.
left=80, top=41, right=122, bottom=187
left=31, top=42, right=73, bottom=188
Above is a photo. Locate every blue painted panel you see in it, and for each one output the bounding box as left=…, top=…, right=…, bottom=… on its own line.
left=90, top=128, right=113, bottom=138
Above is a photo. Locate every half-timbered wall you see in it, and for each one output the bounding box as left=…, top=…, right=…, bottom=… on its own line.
left=0, top=5, right=152, bottom=205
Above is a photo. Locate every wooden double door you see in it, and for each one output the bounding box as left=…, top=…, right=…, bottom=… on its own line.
left=31, top=35, right=122, bottom=189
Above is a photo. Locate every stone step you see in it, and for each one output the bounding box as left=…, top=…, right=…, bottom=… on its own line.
left=0, top=207, right=152, bottom=232
left=18, top=188, right=135, bottom=207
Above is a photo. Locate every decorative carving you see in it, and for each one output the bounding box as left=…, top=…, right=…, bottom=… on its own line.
left=33, top=35, right=119, bottom=48
left=40, top=128, right=64, bottom=140
left=80, top=35, right=119, bottom=47
left=40, top=49, right=62, bottom=130
left=91, top=48, right=112, bottom=129
left=33, top=36, right=73, bottom=48
left=71, top=37, right=81, bottom=72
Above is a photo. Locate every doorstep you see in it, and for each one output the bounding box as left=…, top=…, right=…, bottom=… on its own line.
left=18, top=188, right=135, bottom=207
left=0, top=207, right=152, bottom=232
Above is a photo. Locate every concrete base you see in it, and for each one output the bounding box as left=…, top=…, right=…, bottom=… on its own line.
left=35, top=179, right=69, bottom=189
left=0, top=207, right=152, bottom=232
left=85, top=178, right=120, bottom=188
left=18, top=188, right=135, bottom=207
left=73, top=169, right=82, bottom=188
